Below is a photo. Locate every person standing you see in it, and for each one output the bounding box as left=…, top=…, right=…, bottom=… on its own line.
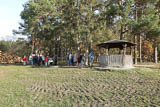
left=54, top=55, right=58, bottom=65
left=68, top=53, right=72, bottom=66
left=29, top=55, right=33, bottom=65
left=71, top=54, right=74, bottom=66
left=33, top=55, right=36, bottom=65
left=42, top=55, right=45, bottom=65
left=45, top=56, right=49, bottom=67
left=89, top=51, right=94, bottom=67
left=80, top=54, right=83, bottom=66
left=77, top=55, right=80, bottom=66
left=34, top=55, right=39, bottom=66
left=23, top=55, right=27, bottom=65
left=38, top=55, right=42, bottom=66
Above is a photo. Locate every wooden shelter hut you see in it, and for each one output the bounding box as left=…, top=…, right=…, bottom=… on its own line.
left=97, top=39, right=136, bottom=68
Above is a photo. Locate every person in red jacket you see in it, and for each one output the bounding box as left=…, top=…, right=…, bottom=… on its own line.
left=23, top=55, right=27, bottom=65
left=45, top=56, right=49, bottom=67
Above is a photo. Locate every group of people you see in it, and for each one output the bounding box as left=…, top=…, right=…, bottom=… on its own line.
left=23, top=55, right=58, bottom=67
left=67, top=53, right=84, bottom=66
left=67, top=51, right=94, bottom=67
left=22, top=51, right=94, bottom=67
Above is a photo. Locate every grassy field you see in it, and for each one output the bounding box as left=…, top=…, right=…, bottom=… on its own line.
left=0, top=65, right=159, bottom=107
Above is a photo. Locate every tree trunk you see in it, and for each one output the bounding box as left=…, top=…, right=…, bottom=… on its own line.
left=31, top=40, right=35, bottom=54
left=120, top=25, right=124, bottom=40
left=85, top=46, right=89, bottom=66
left=134, top=5, right=138, bottom=64
left=69, top=34, right=72, bottom=54
left=85, top=33, right=89, bottom=66
left=77, top=33, right=80, bottom=51
left=119, top=25, right=124, bottom=54
left=139, top=35, right=142, bottom=63
left=134, top=35, right=137, bottom=64
left=119, top=0, right=122, bottom=6
left=55, top=42, right=58, bottom=56
left=154, top=42, right=158, bottom=63
left=119, top=0, right=124, bottom=40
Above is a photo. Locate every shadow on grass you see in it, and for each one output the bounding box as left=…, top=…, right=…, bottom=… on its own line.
left=58, top=66, right=89, bottom=69
left=0, top=63, right=48, bottom=68
left=28, top=65, right=91, bottom=69
left=0, top=63, right=24, bottom=66
left=92, top=66, right=136, bottom=72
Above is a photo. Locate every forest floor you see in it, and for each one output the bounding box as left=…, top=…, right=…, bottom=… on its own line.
left=0, top=65, right=159, bottom=106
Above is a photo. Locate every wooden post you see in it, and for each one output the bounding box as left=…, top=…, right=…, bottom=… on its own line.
left=130, top=47, right=132, bottom=56
left=98, top=47, right=101, bottom=63
left=106, top=46, right=109, bottom=55
left=99, top=47, right=101, bottom=56
left=123, top=44, right=127, bottom=55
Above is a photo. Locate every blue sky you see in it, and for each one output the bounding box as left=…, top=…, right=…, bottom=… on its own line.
left=0, top=0, right=27, bottom=40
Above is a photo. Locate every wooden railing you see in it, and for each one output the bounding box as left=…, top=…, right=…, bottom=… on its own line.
left=99, top=55, right=133, bottom=68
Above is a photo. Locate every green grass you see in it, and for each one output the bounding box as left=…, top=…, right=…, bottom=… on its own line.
left=0, top=65, right=159, bottom=107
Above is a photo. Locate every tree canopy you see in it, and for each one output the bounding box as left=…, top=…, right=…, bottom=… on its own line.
left=14, top=0, right=160, bottom=63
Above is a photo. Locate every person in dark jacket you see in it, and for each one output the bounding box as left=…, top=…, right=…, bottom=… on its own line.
left=33, top=55, right=38, bottom=66
left=38, top=55, right=42, bottom=66
left=54, top=55, right=58, bottom=65
left=80, top=54, right=83, bottom=66
left=71, top=54, right=74, bottom=66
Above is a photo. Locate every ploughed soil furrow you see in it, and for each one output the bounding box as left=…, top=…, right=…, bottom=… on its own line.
left=4, top=66, right=159, bottom=106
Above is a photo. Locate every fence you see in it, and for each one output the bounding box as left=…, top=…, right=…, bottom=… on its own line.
left=99, top=55, right=133, bottom=68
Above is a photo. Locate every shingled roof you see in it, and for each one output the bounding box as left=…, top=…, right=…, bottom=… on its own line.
left=97, top=39, right=136, bottom=49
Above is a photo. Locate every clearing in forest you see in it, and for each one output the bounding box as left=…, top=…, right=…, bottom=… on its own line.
left=0, top=65, right=159, bottom=106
